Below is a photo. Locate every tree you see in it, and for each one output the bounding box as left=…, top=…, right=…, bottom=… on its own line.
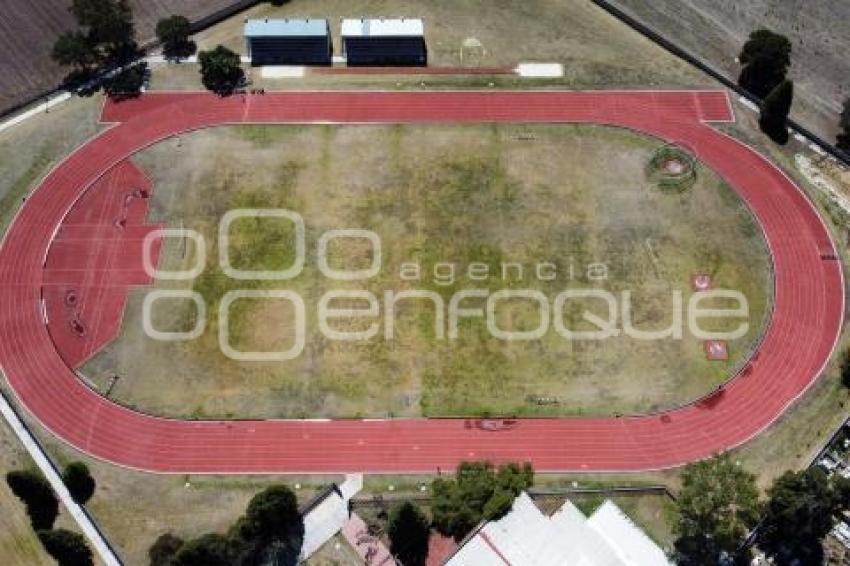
left=431, top=461, right=533, bottom=540
left=103, top=62, right=147, bottom=99
left=738, top=29, right=792, bottom=99
left=673, top=454, right=760, bottom=565
left=225, top=485, right=303, bottom=566
left=739, top=55, right=788, bottom=100
left=53, top=0, right=140, bottom=90
left=52, top=31, right=97, bottom=72
left=759, top=79, right=794, bottom=145
left=482, top=489, right=516, bottom=520
left=740, top=29, right=792, bottom=69
left=69, top=0, right=137, bottom=64
left=388, top=501, right=430, bottom=566
left=62, top=462, right=96, bottom=505
left=156, top=15, right=196, bottom=59
left=838, top=98, right=850, bottom=152
left=244, top=485, right=302, bottom=541
left=198, top=45, right=244, bottom=95
left=6, top=469, right=59, bottom=530
left=148, top=533, right=184, bottom=566
left=38, top=529, right=93, bottom=566
left=171, top=533, right=233, bottom=566
left=759, top=467, right=847, bottom=564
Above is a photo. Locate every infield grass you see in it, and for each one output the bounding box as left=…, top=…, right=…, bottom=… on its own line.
left=83, top=123, right=771, bottom=419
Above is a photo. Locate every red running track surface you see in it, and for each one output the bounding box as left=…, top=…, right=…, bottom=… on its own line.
left=0, top=91, right=843, bottom=473
left=44, top=160, right=161, bottom=368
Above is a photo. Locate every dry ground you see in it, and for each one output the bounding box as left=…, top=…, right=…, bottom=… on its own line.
left=0, top=95, right=103, bottom=232
left=0, top=417, right=55, bottom=566
left=149, top=0, right=709, bottom=92
left=82, top=123, right=771, bottom=419
left=609, top=0, right=850, bottom=144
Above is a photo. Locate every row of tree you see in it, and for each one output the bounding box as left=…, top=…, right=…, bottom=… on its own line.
left=51, top=0, right=147, bottom=98
left=737, top=28, right=850, bottom=154
left=149, top=485, right=304, bottom=566
left=674, top=453, right=850, bottom=565
left=737, top=29, right=794, bottom=144
left=6, top=462, right=97, bottom=566
left=51, top=0, right=200, bottom=99
left=146, top=461, right=532, bottom=566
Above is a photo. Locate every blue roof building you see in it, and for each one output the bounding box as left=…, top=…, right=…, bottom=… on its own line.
left=244, top=18, right=332, bottom=66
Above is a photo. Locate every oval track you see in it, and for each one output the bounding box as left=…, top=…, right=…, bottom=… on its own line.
left=0, top=91, right=842, bottom=473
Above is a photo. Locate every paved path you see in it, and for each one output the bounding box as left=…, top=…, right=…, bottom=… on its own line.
left=0, top=90, right=842, bottom=473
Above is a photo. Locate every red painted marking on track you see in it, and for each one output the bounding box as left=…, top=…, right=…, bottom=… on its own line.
left=0, top=91, right=842, bottom=473
left=43, top=160, right=160, bottom=368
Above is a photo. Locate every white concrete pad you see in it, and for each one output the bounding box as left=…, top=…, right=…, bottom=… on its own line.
left=261, top=66, right=306, bottom=79
left=516, top=63, right=564, bottom=78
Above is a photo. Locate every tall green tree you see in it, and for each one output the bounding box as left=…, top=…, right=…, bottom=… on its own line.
left=37, top=529, right=93, bottom=566
left=738, top=29, right=792, bottom=99
left=243, top=486, right=301, bottom=539
left=198, top=45, right=244, bottom=95
left=62, top=462, right=96, bottom=504
left=228, top=485, right=304, bottom=565
left=759, top=467, right=847, bottom=564
left=759, top=79, right=794, bottom=144
left=673, top=454, right=760, bottom=565
left=6, top=469, right=59, bottom=530
left=52, top=0, right=139, bottom=89
left=838, top=98, right=850, bottom=152
left=740, top=29, right=792, bottom=69
left=69, top=0, right=137, bottom=64
left=388, top=501, right=430, bottom=566
left=156, top=15, right=196, bottom=59
left=51, top=31, right=98, bottom=72
left=431, top=461, right=533, bottom=540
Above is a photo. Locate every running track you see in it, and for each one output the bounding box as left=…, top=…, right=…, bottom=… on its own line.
left=0, top=91, right=843, bottom=473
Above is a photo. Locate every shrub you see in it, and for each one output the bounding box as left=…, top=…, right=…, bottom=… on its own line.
left=38, top=529, right=93, bottom=566
left=6, top=469, right=59, bottom=530
left=62, top=462, right=96, bottom=504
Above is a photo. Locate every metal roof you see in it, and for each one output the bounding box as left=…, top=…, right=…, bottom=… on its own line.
left=244, top=18, right=328, bottom=38
left=447, top=493, right=672, bottom=566
left=340, top=18, right=424, bottom=37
